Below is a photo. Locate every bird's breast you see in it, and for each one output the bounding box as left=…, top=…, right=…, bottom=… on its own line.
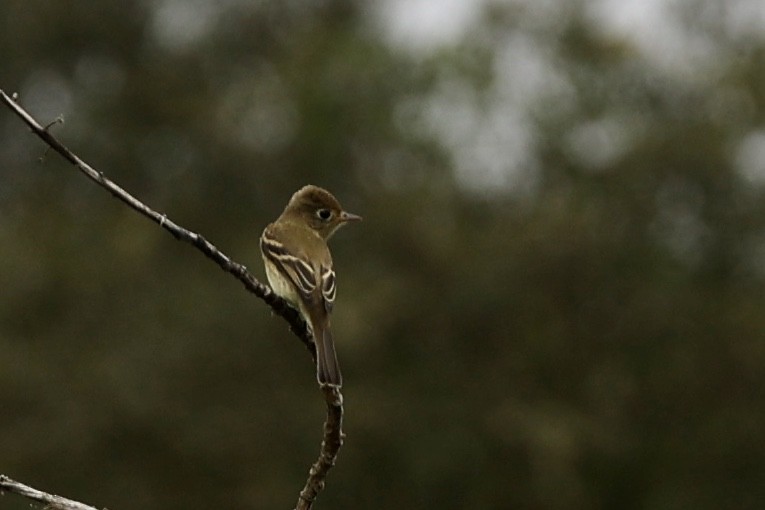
left=263, top=258, right=300, bottom=307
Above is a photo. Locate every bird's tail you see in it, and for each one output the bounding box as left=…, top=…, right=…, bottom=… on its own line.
left=315, top=323, right=342, bottom=387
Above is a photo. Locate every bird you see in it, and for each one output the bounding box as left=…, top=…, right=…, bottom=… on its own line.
left=260, top=185, right=361, bottom=387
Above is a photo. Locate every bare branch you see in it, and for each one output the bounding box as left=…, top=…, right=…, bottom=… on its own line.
left=1, top=89, right=318, bottom=349
left=0, top=89, right=345, bottom=508
left=296, top=386, right=345, bottom=510
left=0, top=475, right=101, bottom=510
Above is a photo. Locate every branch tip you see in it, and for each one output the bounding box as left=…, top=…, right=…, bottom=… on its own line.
left=44, top=114, right=65, bottom=131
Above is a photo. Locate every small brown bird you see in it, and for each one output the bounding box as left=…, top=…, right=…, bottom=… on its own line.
left=260, top=185, right=361, bottom=387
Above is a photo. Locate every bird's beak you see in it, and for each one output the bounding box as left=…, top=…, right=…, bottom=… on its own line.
left=340, top=211, right=362, bottom=222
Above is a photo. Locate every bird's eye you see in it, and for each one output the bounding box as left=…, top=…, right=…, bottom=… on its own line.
left=316, top=208, right=332, bottom=221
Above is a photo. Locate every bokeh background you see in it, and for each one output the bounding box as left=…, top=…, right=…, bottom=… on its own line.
left=2, top=1, right=765, bottom=508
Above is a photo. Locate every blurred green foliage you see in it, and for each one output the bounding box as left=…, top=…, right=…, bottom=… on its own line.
left=2, top=1, right=765, bottom=509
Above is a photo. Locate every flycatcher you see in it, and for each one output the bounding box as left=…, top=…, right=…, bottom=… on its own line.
left=260, top=185, right=361, bottom=387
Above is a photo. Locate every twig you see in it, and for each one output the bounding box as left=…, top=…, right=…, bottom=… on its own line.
left=0, top=89, right=345, bottom=509
left=0, top=475, right=101, bottom=510
left=0, top=89, right=311, bottom=349
left=296, top=386, right=345, bottom=510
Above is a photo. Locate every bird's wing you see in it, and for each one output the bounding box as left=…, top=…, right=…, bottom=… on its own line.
left=260, top=230, right=317, bottom=302
left=320, top=265, right=335, bottom=313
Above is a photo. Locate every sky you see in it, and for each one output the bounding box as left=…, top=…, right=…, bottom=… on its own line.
left=24, top=0, right=765, bottom=196
left=370, top=0, right=765, bottom=194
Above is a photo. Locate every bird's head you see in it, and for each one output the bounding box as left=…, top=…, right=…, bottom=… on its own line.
left=283, top=185, right=362, bottom=240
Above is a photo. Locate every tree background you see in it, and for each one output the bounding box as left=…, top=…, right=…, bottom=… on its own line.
left=2, top=1, right=765, bottom=508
